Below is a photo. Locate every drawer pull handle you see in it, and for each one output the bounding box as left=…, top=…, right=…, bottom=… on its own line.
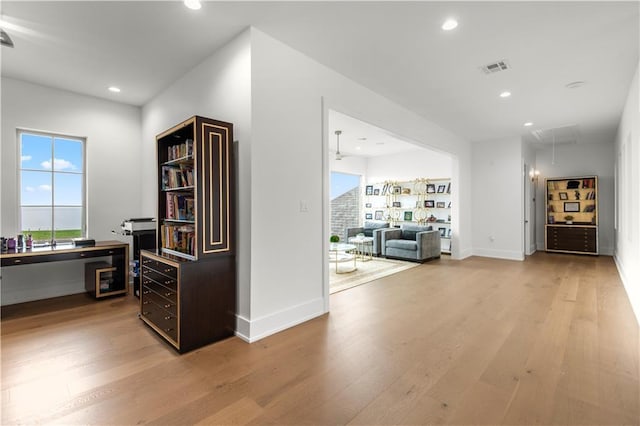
left=80, top=253, right=86, bottom=257
left=164, top=304, right=172, bottom=309
left=164, top=328, right=174, bottom=332
left=164, top=268, right=173, bottom=273
left=164, top=315, right=173, bottom=320
left=165, top=292, right=173, bottom=297
left=143, top=290, right=150, bottom=295
left=142, top=311, right=150, bottom=315
left=143, top=301, right=150, bottom=305
left=14, top=259, right=21, bottom=263
left=165, top=280, right=173, bottom=285
left=108, top=250, right=114, bottom=254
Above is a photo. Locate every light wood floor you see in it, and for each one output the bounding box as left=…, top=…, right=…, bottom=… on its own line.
left=2, top=253, right=638, bottom=425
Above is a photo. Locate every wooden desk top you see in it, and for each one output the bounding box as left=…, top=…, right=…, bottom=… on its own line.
left=0, top=240, right=128, bottom=260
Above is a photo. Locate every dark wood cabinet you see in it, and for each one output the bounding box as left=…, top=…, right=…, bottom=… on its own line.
left=140, top=116, right=236, bottom=353
left=545, top=176, right=598, bottom=255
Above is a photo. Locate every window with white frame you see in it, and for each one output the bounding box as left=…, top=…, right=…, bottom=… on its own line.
left=19, top=130, right=86, bottom=242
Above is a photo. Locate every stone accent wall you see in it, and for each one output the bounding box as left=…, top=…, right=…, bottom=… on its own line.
left=331, top=187, right=360, bottom=241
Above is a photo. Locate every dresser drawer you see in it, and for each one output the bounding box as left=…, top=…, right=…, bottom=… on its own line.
left=141, top=300, right=178, bottom=343
left=142, top=266, right=178, bottom=290
left=141, top=279, right=178, bottom=304
left=142, top=285, right=177, bottom=314
left=141, top=257, right=178, bottom=279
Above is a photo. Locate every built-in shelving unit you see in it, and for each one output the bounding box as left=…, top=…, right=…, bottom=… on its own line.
left=545, top=175, right=598, bottom=255
left=140, top=116, right=236, bottom=353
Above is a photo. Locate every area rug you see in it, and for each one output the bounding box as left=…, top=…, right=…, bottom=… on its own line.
left=329, top=257, right=418, bottom=294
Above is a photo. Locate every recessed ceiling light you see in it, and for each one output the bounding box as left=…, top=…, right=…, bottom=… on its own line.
left=565, top=81, right=586, bottom=89
left=108, top=86, right=121, bottom=93
left=524, top=122, right=533, bottom=127
left=356, top=146, right=361, bottom=150
left=357, top=137, right=367, bottom=141
left=441, top=19, right=458, bottom=31
left=184, top=0, right=202, bottom=10
left=499, top=91, right=511, bottom=98
left=376, top=142, right=385, bottom=146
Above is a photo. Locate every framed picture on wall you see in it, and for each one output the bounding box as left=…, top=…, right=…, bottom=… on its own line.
left=365, top=185, right=373, bottom=195
left=392, top=201, right=401, bottom=207
left=425, top=200, right=435, bottom=208
left=365, top=213, right=373, bottom=220
left=375, top=210, right=384, bottom=220
left=437, top=185, right=446, bottom=193
left=426, top=184, right=436, bottom=193
left=404, top=211, right=413, bottom=221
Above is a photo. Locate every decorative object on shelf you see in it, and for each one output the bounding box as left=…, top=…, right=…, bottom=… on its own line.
left=427, top=214, right=437, bottom=222
left=436, top=202, right=445, bottom=208
left=564, top=202, right=580, bottom=212
left=426, top=184, right=436, bottom=193
left=392, top=201, right=401, bottom=208
left=437, top=185, right=446, bottom=193
left=564, top=215, right=574, bottom=225
left=574, top=190, right=581, bottom=200
left=330, top=235, right=340, bottom=243
left=425, top=200, right=435, bottom=208
left=393, top=185, right=402, bottom=195
left=439, top=227, right=446, bottom=237
left=402, top=187, right=411, bottom=195
left=374, top=189, right=380, bottom=195
left=559, top=192, right=568, bottom=200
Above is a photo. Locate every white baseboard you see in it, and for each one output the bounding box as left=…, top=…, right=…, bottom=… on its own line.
left=472, top=248, right=524, bottom=261
left=613, top=255, right=640, bottom=327
left=235, top=297, right=326, bottom=343
left=456, top=247, right=473, bottom=260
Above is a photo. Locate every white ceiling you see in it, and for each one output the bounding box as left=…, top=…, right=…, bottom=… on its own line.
left=1, top=1, right=638, bottom=148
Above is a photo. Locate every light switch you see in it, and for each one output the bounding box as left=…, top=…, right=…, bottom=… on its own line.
left=300, top=200, right=308, bottom=212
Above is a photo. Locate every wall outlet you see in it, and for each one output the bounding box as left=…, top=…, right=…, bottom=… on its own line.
left=299, top=200, right=308, bottom=213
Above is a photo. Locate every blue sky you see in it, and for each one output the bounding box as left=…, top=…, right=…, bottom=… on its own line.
left=20, top=133, right=83, bottom=206
left=331, top=172, right=360, bottom=200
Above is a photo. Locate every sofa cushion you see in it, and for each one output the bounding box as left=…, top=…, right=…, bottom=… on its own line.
left=364, top=221, right=389, bottom=230
left=363, top=229, right=374, bottom=237
left=401, top=224, right=432, bottom=240
left=386, top=239, right=418, bottom=251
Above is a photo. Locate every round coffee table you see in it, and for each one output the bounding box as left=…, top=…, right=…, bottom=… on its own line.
left=329, top=242, right=357, bottom=273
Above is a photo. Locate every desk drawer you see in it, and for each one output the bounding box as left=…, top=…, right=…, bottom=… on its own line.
left=141, top=279, right=177, bottom=304
left=142, top=267, right=177, bottom=290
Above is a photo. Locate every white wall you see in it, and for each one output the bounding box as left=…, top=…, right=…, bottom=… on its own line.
left=614, top=61, right=640, bottom=324
left=366, top=148, right=452, bottom=183
left=141, top=31, right=252, bottom=322
left=1, top=78, right=141, bottom=304
left=534, top=141, right=615, bottom=255
left=522, top=139, right=537, bottom=255
left=472, top=137, right=524, bottom=260
left=249, top=27, right=471, bottom=340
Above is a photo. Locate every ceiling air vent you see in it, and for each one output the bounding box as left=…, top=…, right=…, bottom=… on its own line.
left=480, top=60, right=510, bottom=74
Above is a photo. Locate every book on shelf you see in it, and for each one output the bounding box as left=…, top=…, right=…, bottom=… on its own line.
left=161, top=223, right=195, bottom=256
left=165, top=194, right=195, bottom=221
left=162, top=164, right=194, bottom=189
left=167, top=139, right=193, bottom=161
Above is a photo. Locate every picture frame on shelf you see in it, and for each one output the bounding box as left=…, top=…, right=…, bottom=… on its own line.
left=393, top=185, right=402, bottom=195
left=425, top=200, right=435, bottom=208
left=392, top=201, right=401, bottom=208
left=437, top=184, right=446, bottom=193
left=559, top=192, right=568, bottom=200
left=426, top=184, right=436, bottom=193
left=446, top=182, right=451, bottom=193
left=564, top=202, right=580, bottom=212
left=447, top=201, right=451, bottom=208
left=365, top=185, right=373, bottom=195
left=365, top=203, right=372, bottom=208
left=373, top=189, right=380, bottom=196
left=436, top=201, right=445, bottom=208
left=438, top=227, right=446, bottom=237
left=447, top=228, right=452, bottom=238
left=365, top=213, right=373, bottom=220
left=404, top=211, right=413, bottom=221
left=374, top=210, right=384, bottom=220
